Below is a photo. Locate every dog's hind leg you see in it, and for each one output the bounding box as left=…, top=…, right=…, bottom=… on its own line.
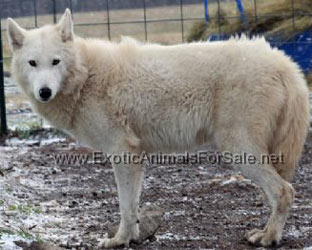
left=99, top=160, right=144, bottom=248
left=215, top=129, right=294, bottom=247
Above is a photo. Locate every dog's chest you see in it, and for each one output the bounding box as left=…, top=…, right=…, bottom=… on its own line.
left=68, top=102, right=118, bottom=152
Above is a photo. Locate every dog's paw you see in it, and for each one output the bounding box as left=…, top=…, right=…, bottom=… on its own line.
left=98, top=235, right=130, bottom=249
left=246, top=228, right=280, bottom=247
left=98, top=227, right=140, bottom=249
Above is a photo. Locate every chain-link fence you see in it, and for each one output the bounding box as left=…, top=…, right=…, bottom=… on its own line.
left=0, top=0, right=311, bottom=135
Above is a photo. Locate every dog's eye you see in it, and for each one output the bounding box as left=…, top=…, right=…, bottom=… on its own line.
left=28, top=60, right=37, bottom=67
left=52, top=59, right=60, bottom=66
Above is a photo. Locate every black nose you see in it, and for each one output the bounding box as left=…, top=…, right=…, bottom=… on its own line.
left=39, top=87, right=52, bottom=101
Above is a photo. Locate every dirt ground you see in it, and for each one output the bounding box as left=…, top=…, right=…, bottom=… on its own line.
left=0, top=131, right=311, bottom=250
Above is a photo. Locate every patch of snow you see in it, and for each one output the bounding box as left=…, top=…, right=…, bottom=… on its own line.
left=0, top=234, right=29, bottom=250
left=163, top=210, right=186, bottom=220
left=5, top=138, right=27, bottom=147
left=157, top=233, right=216, bottom=242
left=220, top=176, right=238, bottom=186
left=5, top=137, right=66, bottom=147
left=220, top=174, right=252, bottom=186
left=286, top=225, right=301, bottom=239
left=40, top=138, right=66, bottom=146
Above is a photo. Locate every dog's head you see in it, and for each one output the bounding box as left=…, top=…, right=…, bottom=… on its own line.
left=7, top=9, right=75, bottom=103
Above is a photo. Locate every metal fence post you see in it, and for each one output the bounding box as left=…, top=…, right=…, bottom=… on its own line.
left=253, top=0, right=258, bottom=32
left=217, top=0, right=221, bottom=37
left=143, top=0, right=147, bottom=41
left=106, top=0, right=111, bottom=40
left=0, top=22, right=8, bottom=136
left=291, top=0, right=296, bottom=31
left=52, top=0, right=57, bottom=23
left=33, top=0, right=38, bottom=27
left=180, top=0, right=184, bottom=42
left=69, top=0, right=74, bottom=20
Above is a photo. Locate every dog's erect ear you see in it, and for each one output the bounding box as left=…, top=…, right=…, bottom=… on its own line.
left=7, top=18, right=26, bottom=52
left=57, top=8, right=74, bottom=42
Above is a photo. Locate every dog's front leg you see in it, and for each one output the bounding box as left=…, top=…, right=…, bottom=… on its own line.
left=99, top=160, right=144, bottom=248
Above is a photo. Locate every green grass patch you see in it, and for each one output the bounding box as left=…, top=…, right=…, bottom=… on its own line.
left=7, top=204, right=42, bottom=215
left=0, top=228, right=43, bottom=242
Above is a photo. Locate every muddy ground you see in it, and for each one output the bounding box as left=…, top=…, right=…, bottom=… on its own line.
left=0, top=131, right=311, bottom=250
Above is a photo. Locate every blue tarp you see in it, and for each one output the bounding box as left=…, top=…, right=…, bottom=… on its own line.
left=209, top=31, right=312, bottom=73
left=272, top=31, right=312, bottom=73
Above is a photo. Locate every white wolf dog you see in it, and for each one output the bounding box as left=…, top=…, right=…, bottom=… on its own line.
left=7, top=9, right=309, bottom=249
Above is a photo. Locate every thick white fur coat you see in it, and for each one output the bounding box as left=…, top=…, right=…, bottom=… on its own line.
left=8, top=10, right=310, bottom=248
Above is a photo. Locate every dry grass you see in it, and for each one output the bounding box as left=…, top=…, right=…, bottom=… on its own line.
left=187, top=0, right=312, bottom=41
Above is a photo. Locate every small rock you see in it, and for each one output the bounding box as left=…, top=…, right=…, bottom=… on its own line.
left=107, top=203, right=165, bottom=244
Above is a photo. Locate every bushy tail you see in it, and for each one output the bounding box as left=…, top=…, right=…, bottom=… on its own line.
left=271, top=73, right=310, bottom=181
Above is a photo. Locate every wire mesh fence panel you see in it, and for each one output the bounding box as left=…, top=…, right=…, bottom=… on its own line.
left=0, top=0, right=311, bottom=135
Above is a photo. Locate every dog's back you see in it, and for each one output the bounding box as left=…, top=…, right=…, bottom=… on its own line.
left=103, top=38, right=309, bottom=164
